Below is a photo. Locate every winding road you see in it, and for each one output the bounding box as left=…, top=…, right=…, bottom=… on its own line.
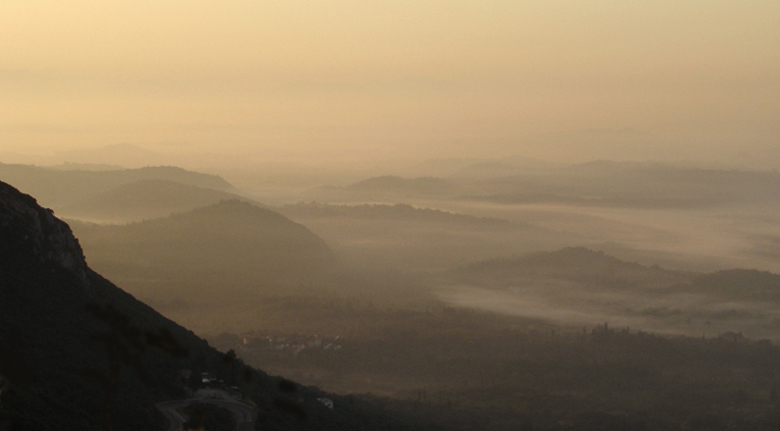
left=157, top=389, right=257, bottom=431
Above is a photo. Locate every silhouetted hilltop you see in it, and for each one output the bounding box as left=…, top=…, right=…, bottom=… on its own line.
left=69, top=200, right=339, bottom=293
left=58, top=179, right=254, bottom=222
left=0, top=163, right=233, bottom=208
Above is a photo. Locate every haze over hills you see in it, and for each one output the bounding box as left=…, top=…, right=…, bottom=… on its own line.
left=440, top=247, right=780, bottom=338
left=47, top=162, right=125, bottom=171
left=0, top=163, right=234, bottom=209
left=344, top=176, right=459, bottom=198
left=278, top=202, right=570, bottom=272
left=0, top=180, right=426, bottom=431
left=307, top=162, right=780, bottom=210
left=58, top=179, right=255, bottom=223
left=450, top=247, right=693, bottom=290
left=689, top=269, right=780, bottom=303
left=3, top=0, right=778, bottom=427
left=6, top=162, right=780, bottom=430
left=289, top=161, right=780, bottom=274
left=0, top=144, right=176, bottom=168
left=464, top=162, right=780, bottom=208
left=401, top=156, right=563, bottom=178
left=53, top=143, right=176, bottom=168
left=3, top=156, right=779, bottom=430
left=279, top=202, right=516, bottom=227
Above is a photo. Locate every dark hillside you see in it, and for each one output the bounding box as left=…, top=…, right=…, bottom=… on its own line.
left=0, top=181, right=429, bottom=430
left=0, top=180, right=220, bottom=430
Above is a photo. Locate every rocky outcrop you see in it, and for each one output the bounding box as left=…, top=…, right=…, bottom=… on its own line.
left=0, top=181, right=88, bottom=285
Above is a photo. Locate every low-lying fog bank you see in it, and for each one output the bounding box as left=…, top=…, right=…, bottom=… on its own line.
left=438, top=284, right=780, bottom=339
left=436, top=248, right=780, bottom=339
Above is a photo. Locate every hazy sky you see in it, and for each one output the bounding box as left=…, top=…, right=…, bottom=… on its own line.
left=1, top=1, right=778, bottom=165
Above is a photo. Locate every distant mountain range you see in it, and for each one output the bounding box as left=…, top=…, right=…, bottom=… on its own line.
left=58, top=179, right=254, bottom=223
left=310, top=162, right=780, bottom=208
left=466, top=162, right=780, bottom=208
left=0, top=163, right=233, bottom=209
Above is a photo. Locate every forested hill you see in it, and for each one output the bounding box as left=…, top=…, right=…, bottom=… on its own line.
left=0, top=180, right=429, bottom=430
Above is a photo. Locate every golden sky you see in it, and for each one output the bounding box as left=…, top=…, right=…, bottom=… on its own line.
left=1, top=1, right=778, bottom=164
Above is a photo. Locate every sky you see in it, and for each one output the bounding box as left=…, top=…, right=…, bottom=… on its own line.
left=1, top=1, right=778, bottom=166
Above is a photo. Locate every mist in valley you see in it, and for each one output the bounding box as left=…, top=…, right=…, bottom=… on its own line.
left=3, top=2, right=780, bottom=429
left=4, top=150, right=780, bottom=430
